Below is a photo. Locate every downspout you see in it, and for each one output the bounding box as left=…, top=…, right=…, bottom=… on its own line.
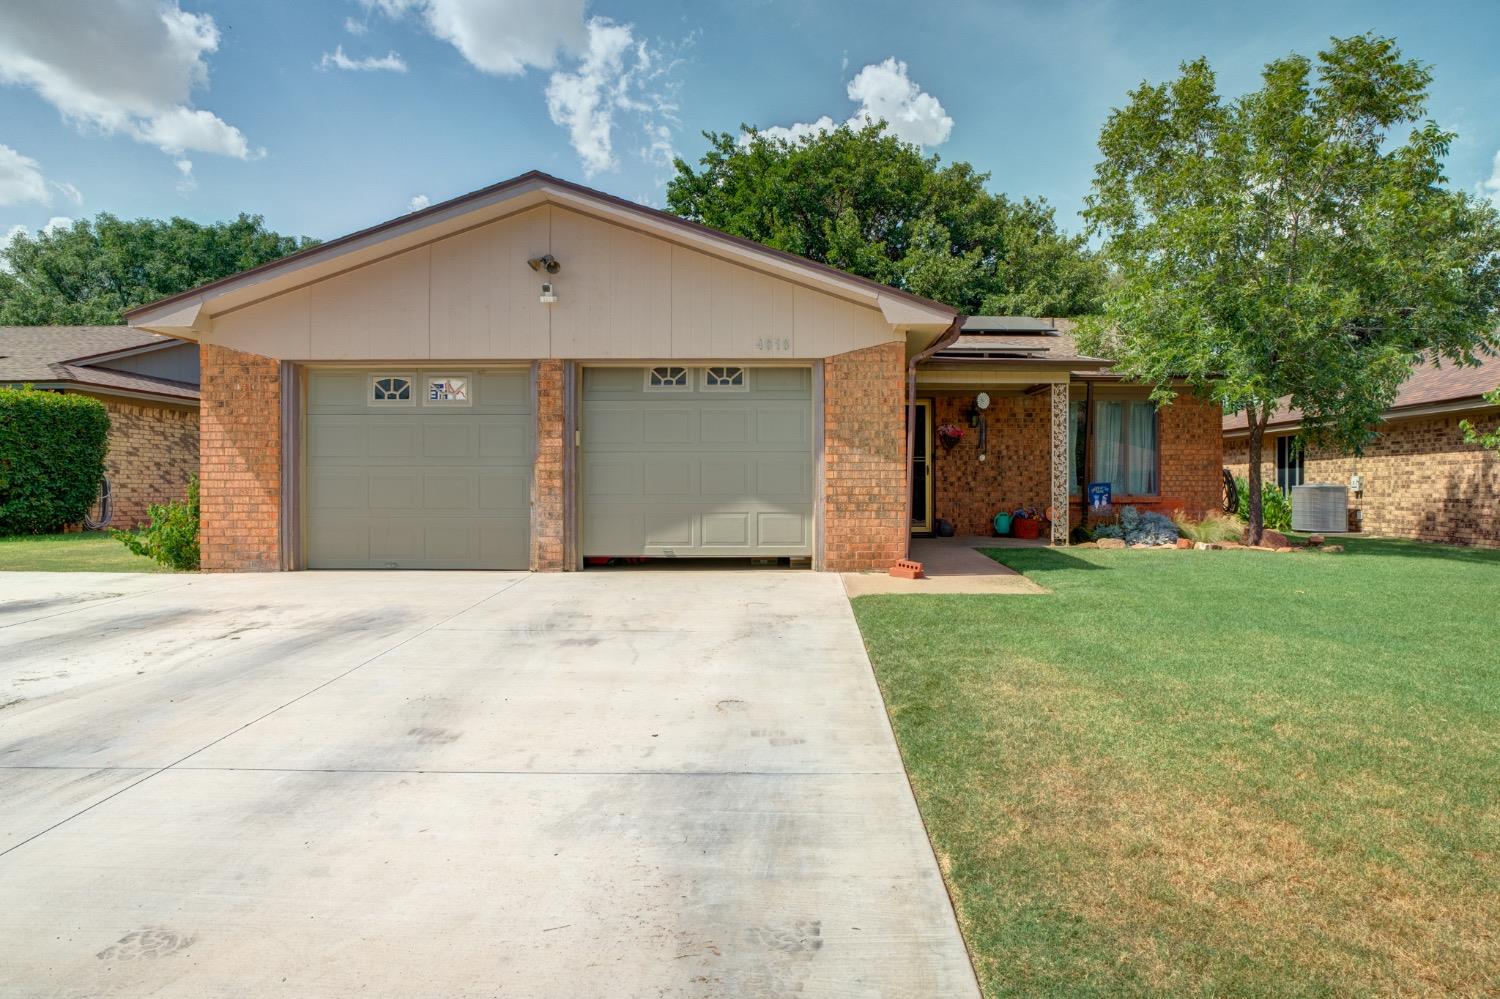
left=903, top=316, right=965, bottom=561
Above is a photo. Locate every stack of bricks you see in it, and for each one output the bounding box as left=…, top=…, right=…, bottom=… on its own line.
left=102, top=399, right=198, bottom=528
left=1225, top=411, right=1499, bottom=547
left=531, top=359, right=565, bottom=570
left=199, top=343, right=281, bottom=571
left=823, top=341, right=908, bottom=570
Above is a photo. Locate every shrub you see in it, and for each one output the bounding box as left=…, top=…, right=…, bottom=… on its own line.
left=0, top=387, right=110, bottom=534
left=114, top=477, right=199, bottom=570
left=1174, top=511, right=1246, bottom=543
left=1091, top=506, right=1180, bottom=545
left=1234, top=477, right=1293, bottom=532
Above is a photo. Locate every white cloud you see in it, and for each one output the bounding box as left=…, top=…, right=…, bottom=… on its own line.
left=320, top=45, right=407, bottom=73
left=0, top=144, right=49, bottom=206
left=0, top=0, right=260, bottom=162
left=49, top=179, right=83, bottom=206
left=408, top=193, right=430, bottom=212
left=345, top=16, right=369, bottom=35
left=755, top=57, right=953, bottom=148
left=365, top=0, right=586, bottom=75
left=365, top=2, right=680, bottom=177
left=1481, top=150, right=1500, bottom=207
left=174, top=157, right=196, bottom=195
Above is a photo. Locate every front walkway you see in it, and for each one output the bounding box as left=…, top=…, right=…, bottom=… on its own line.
left=841, top=536, right=1048, bottom=596
left=0, top=570, right=978, bottom=998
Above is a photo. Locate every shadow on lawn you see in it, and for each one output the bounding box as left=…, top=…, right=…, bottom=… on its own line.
left=1317, top=536, right=1500, bottom=566
left=977, top=548, right=1108, bottom=572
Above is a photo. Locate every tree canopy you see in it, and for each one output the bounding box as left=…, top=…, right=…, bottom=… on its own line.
left=1076, top=33, right=1500, bottom=541
left=0, top=213, right=318, bottom=326
left=666, top=123, right=1104, bottom=317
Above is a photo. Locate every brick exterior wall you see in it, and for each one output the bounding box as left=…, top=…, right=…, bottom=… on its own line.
left=199, top=343, right=281, bottom=571
left=823, top=341, right=908, bottom=571
left=932, top=392, right=1050, bottom=535
left=1225, top=410, right=1500, bottom=547
left=532, top=359, right=565, bottom=570
left=100, top=398, right=198, bottom=528
left=929, top=387, right=1223, bottom=535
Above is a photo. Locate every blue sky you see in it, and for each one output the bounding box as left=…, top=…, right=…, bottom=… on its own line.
left=2, top=0, right=1498, bottom=248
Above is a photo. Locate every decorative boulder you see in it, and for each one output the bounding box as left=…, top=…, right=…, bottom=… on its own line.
left=1096, top=538, right=1126, bottom=549
left=1307, top=534, right=1326, bottom=545
left=1322, top=544, right=1345, bottom=553
left=1175, top=538, right=1193, bottom=549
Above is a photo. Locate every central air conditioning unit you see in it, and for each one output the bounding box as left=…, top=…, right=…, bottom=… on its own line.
left=1291, top=484, right=1348, bottom=533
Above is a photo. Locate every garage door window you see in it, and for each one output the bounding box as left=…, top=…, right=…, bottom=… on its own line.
left=701, top=365, right=747, bottom=391
left=370, top=375, right=413, bottom=405
left=645, top=366, right=691, bottom=392
left=425, top=375, right=471, bottom=405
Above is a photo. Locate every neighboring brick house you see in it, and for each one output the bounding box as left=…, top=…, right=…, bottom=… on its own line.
left=123, top=171, right=1222, bottom=573
left=0, top=326, right=199, bottom=528
left=1224, top=355, right=1500, bottom=548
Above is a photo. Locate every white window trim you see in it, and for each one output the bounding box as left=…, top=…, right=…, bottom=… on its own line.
left=644, top=365, right=692, bottom=393
left=424, top=373, right=473, bottom=407
left=369, top=373, right=416, bottom=407
left=700, top=365, right=749, bottom=392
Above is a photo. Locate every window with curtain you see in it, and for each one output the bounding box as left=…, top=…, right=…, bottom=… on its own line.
left=1089, top=399, right=1158, bottom=496
left=1276, top=436, right=1304, bottom=493
left=1068, top=401, right=1085, bottom=495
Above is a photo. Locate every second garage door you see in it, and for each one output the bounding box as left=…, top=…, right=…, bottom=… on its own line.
left=582, top=365, right=814, bottom=559
left=306, top=368, right=532, bottom=569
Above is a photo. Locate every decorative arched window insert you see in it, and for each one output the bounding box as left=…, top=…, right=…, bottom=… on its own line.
left=370, top=375, right=414, bottom=405
left=645, top=366, right=691, bottom=392
left=701, top=366, right=748, bottom=391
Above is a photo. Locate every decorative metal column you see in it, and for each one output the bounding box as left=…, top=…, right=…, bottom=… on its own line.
left=1049, top=381, right=1070, bottom=546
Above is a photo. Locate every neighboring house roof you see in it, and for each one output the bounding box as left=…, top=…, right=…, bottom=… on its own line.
left=1222, top=352, right=1500, bottom=436
left=933, top=316, right=1114, bottom=370
left=0, top=326, right=199, bottom=403
left=126, top=170, right=958, bottom=339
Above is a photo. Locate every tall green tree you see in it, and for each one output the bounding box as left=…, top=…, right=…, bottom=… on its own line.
left=667, top=123, right=1104, bottom=316
left=1077, top=34, right=1500, bottom=543
left=0, top=213, right=318, bottom=325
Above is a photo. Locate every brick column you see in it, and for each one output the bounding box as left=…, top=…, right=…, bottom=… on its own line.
left=199, top=343, right=282, bottom=571
left=531, top=359, right=565, bottom=571
left=823, top=341, right=908, bottom=571
left=1050, top=382, right=1070, bottom=545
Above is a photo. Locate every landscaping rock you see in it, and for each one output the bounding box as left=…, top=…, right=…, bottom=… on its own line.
left=1322, top=544, right=1345, bottom=553
left=1175, top=538, right=1193, bottom=549
left=1096, top=538, right=1126, bottom=549
left=1194, top=542, right=1224, bottom=550
left=1308, top=534, right=1326, bottom=545
left=1260, top=529, right=1290, bottom=549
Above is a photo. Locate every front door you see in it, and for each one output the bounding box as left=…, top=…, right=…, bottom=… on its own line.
left=911, top=398, right=933, bottom=534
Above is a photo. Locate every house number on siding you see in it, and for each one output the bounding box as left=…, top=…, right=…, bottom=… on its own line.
left=755, top=337, right=792, bottom=353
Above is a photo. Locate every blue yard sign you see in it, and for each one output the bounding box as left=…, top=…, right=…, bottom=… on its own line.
left=1087, top=482, right=1112, bottom=510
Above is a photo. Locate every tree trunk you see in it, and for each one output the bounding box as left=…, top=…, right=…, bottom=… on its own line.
left=1246, top=413, right=1267, bottom=547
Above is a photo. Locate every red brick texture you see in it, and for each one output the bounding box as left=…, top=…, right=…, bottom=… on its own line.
left=932, top=392, right=1051, bottom=535
left=199, top=343, right=281, bottom=571
left=100, top=398, right=198, bottom=528
left=532, top=359, right=565, bottom=570
left=928, top=387, right=1223, bottom=536
left=1225, top=410, right=1500, bottom=547
left=823, top=341, right=908, bottom=571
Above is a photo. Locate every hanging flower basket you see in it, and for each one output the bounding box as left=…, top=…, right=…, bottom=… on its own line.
left=936, top=423, right=966, bottom=449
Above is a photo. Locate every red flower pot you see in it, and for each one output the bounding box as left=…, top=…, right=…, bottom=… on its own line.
left=1013, top=517, right=1043, bottom=540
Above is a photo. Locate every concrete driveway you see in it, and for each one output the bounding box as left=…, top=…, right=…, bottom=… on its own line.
left=0, top=569, right=977, bottom=998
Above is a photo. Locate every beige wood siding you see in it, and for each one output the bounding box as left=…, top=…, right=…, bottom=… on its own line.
left=205, top=206, right=899, bottom=361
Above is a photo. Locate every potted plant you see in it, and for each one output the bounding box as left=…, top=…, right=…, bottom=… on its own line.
left=936, top=423, right=965, bottom=449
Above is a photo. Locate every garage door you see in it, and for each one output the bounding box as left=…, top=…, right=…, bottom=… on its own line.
left=306, top=368, right=532, bottom=569
left=582, top=365, right=814, bottom=558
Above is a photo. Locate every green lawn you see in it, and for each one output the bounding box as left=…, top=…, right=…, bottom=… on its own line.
left=0, top=532, right=177, bottom=572
left=853, top=537, right=1498, bottom=997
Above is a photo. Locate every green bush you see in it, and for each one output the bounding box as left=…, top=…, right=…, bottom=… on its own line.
left=0, top=387, right=110, bottom=534
left=1234, top=476, right=1293, bottom=532
left=114, top=477, right=199, bottom=570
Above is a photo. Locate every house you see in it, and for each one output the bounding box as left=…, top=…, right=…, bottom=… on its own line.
left=1223, top=354, right=1500, bottom=548
left=124, top=171, right=1223, bottom=572
left=0, top=326, right=199, bottom=527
